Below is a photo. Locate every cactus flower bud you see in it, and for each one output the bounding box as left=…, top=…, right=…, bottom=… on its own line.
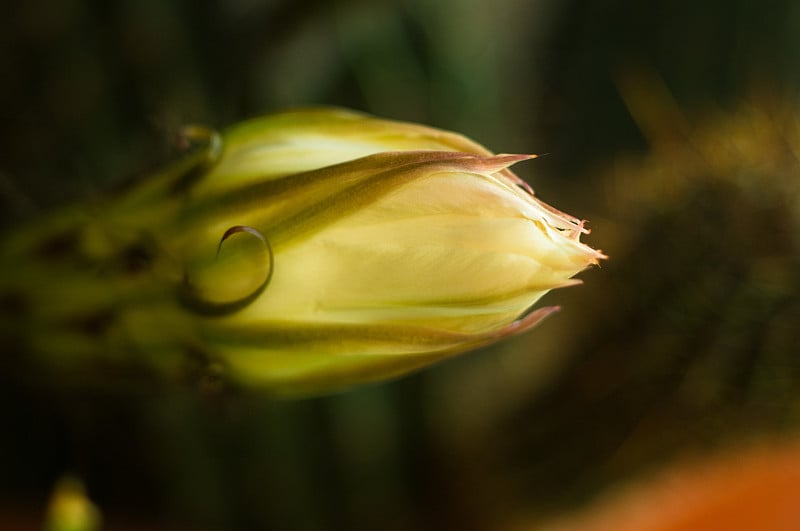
left=1, top=108, right=603, bottom=395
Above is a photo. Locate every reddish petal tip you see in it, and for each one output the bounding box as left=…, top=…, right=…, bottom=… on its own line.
left=497, top=305, right=561, bottom=340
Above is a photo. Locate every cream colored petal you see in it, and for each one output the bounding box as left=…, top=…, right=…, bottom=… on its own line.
left=221, top=169, right=597, bottom=334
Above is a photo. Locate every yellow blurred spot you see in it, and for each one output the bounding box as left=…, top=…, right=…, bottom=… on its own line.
left=44, top=477, right=101, bottom=531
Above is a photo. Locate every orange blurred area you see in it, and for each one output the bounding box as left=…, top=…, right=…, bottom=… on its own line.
left=523, top=441, right=800, bottom=531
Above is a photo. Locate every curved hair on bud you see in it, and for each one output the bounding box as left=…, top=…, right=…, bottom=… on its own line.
left=179, top=225, right=274, bottom=317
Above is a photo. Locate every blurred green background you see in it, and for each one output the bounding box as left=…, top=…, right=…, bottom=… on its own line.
left=2, top=0, right=800, bottom=529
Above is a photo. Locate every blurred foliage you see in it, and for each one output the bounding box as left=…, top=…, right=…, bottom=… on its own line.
left=498, top=85, right=800, bottom=521
left=2, top=0, right=800, bottom=530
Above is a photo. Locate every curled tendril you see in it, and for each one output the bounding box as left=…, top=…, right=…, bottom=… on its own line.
left=180, top=225, right=274, bottom=317
left=216, top=225, right=265, bottom=256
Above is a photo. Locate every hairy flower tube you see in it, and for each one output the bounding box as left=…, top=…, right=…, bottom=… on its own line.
left=1, top=108, right=603, bottom=394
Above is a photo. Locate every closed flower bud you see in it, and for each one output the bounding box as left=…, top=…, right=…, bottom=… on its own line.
left=2, top=108, right=603, bottom=395
left=175, top=109, right=604, bottom=393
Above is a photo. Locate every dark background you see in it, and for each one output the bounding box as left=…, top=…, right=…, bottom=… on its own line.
left=2, top=1, right=800, bottom=529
